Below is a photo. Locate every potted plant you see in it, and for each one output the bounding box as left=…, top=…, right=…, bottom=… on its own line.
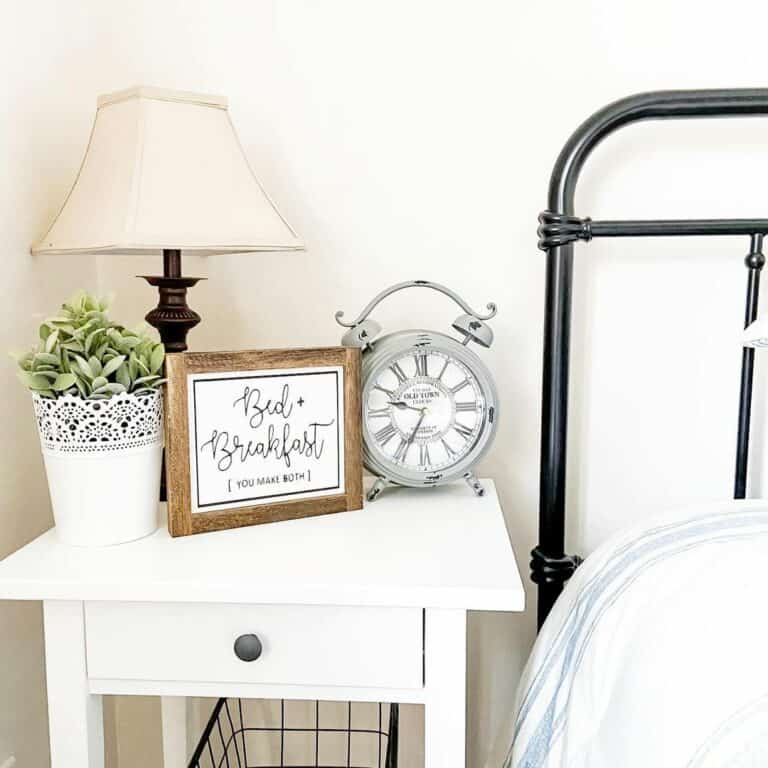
left=14, top=292, right=165, bottom=546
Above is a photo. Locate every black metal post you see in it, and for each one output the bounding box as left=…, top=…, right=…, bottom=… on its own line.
left=533, top=239, right=575, bottom=627
left=535, top=89, right=768, bottom=630
left=735, top=234, right=766, bottom=498
left=385, top=703, right=399, bottom=768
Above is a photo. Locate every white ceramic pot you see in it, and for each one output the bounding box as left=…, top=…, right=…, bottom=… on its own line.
left=32, top=391, right=164, bottom=546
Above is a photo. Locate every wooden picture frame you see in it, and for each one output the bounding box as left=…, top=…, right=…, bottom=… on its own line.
left=164, top=347, right=363, bottom=537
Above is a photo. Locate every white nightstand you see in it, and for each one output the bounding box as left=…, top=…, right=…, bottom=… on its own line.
left=0, top=480, right=522, bottom=767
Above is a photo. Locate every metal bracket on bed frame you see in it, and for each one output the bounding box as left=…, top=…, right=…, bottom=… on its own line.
left=537, top=212, right=593, bottom=249
left=535, top=89, right=768, bottom=631
left=530, top=547, right=583, bottom=588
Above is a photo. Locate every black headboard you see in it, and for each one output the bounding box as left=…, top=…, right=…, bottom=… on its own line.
left=533, top=89, right=768, bottom=629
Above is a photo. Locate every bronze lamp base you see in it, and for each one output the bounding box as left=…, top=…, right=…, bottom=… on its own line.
left=139, top=249, right=205, bottom=353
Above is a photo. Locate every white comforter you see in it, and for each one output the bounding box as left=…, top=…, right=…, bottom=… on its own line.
left=504, top=500, right=768, bottom=768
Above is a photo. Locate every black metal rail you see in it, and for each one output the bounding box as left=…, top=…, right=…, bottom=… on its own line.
left=535, top=89, right=768, bottom=629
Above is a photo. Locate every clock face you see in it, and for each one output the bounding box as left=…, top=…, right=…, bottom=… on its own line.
left=363, top=342, right=492, bottom=483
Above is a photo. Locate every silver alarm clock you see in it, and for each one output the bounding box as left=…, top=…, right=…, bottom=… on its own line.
left=336, top=280, right=498, bottom=501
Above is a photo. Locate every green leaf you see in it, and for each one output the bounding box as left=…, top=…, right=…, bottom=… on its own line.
left=33, top=352, right=60, bottom=367
left=74, top=356, right=94, bottom=379
left=44, top=329, right=59, bottom=353
left=79, top=318, right=99, bottom=333
left=88, top=356, right=102, bottom=377
left=91, top=376, right=108, bottom=390
left=52, top=373, right=77, bottom=391
left=73, top=376, right=88, bottom=398
left=101, top=355, right=126, bottom=378
left=135, top=356, right=150, bottom=376
left=149, top=344, right=165, bottom=373
left=94, top=382, right=127, bottom=395
left=34, top=370, right=60, bottom=381
left=60, top=340, right=85, bottom=353
left=115, top=363, right=131, bottom=389
left=84, top=327, right=104, bottom=355
left=18, top=370, right=54, bottom=391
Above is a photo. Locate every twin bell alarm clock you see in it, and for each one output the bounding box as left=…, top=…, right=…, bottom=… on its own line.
left=335, top=280, right=498, bottom=501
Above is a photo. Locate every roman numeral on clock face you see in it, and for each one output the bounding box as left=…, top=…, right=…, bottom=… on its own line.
left=454, top=422, right=474, bottom=439
left=374, top=384, right=394, bottom=397
left=451, top=379, right=470, bottom=395
left=419, top=443, right=431, bottom=466
left=390, top=362, right=407, bottom=384
left=455, top=402, right=478, bottom=413
left=441, top=437, right=456, bottom=458
left=414, top=352, right=428, bottom=377
left=374, top=423, right=397, bottom=445
left=368, top=407, right=390, bottom=419
left=392, top=438, right=409, bottom=463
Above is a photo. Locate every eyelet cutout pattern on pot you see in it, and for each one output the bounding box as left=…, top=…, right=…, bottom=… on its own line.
left=32, top=391, right=164, bottom=454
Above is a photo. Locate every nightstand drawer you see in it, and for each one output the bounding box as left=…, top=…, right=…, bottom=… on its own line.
left=85, top=602, right=423, bottom=689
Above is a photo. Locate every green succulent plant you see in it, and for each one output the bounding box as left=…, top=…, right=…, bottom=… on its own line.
left=14, top=291, right=165, bottom=400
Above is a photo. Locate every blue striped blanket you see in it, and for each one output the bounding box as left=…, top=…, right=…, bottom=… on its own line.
left=502, top=501, right=768, bottom=768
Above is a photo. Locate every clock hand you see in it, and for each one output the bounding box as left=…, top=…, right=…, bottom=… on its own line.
left=400, top=409, right=426, bottom=462
left=387, top=400, right=423, bottom=413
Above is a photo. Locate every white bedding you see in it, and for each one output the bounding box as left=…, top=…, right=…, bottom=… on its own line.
left=501, top=499, right=768, bottom=768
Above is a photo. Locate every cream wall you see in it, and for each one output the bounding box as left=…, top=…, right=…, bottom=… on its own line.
left=0, top=4, right=114, bottom=765
left=5, top=1, right=768, bottom=766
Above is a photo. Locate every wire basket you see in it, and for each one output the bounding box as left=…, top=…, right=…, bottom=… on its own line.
left=189, top=699, right=399, bottom=768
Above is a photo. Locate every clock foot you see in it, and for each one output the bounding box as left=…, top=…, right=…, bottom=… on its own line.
left=464, top=472, right=485, bottom=497
left=367, top=477, right=390, bottom=502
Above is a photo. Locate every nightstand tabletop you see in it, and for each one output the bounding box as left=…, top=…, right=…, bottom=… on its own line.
left=0, top=479, right=523, bottom=610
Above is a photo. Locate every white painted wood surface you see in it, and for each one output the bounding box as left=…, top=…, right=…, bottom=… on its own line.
left=0, top=480, right=523, bottom=611
left=2, top=482, right=523, bottom=768
left=424, top=609, right=467, bottom=768
left=86, top=602, right=422, bottom=688
left=43, top=601, right=104, bottom=768
left=92, top=678, right=429, bottom=703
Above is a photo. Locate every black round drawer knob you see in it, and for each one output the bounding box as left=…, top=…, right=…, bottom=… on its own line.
left=234, top=633, right=263, bottom=662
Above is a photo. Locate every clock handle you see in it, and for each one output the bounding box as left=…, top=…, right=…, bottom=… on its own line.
left=334, top=279, right=498, bottom=328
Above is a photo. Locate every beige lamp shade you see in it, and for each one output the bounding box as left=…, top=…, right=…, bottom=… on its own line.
left=32, top=86, right=304, bottom=256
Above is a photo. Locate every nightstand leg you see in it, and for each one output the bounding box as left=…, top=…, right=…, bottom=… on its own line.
left=43, top=601, right=104, bottom=767
left=161, top=696, right=192, bottom=766
left=424, top=609, right=467, bottom=768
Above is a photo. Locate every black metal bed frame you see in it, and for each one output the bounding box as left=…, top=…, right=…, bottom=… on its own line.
left=533, top=88, right=768, bottom=628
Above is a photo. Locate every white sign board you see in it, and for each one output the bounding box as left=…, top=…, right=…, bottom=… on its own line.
left=187, top=366, right=345, bottom=513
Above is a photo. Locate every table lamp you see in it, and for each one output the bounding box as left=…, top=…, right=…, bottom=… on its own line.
left=32, top=86, right=304, bottom=352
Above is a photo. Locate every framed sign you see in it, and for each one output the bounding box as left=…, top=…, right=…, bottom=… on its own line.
left=164, top=347, right=363, bottom=537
